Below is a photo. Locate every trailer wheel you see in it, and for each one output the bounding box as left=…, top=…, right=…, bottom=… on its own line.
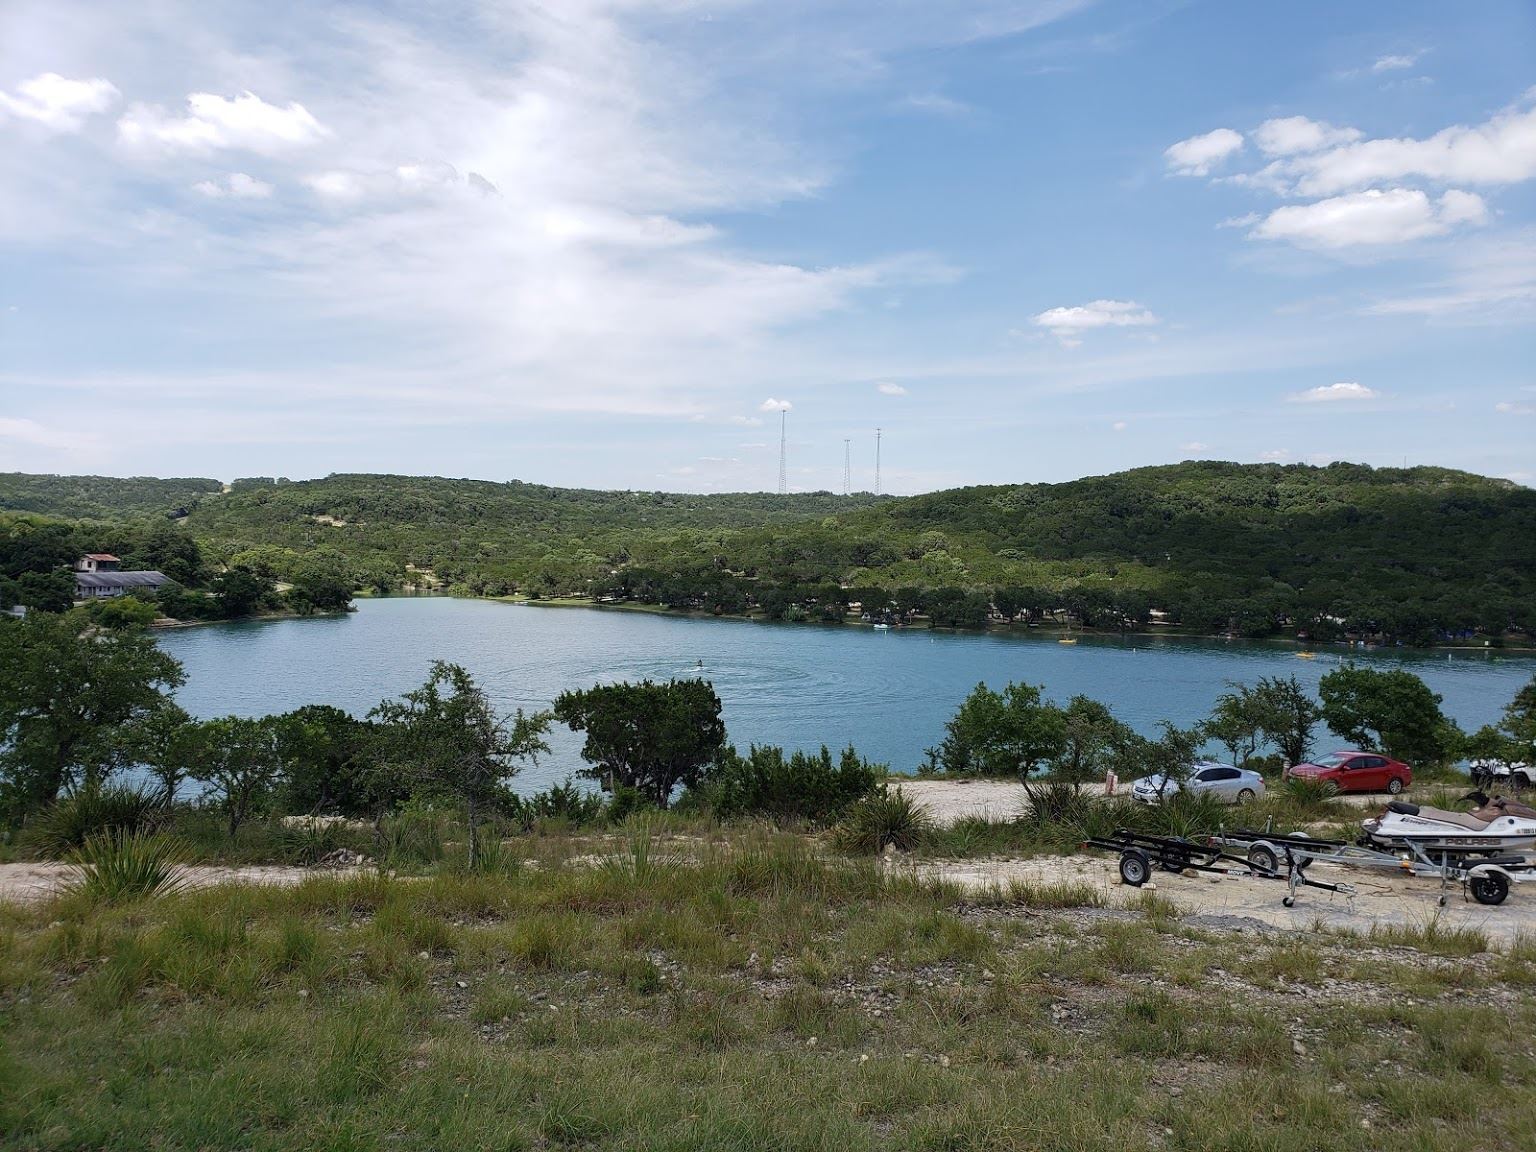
left=1119, top=849, right=1151, bottom=887
left=1470, top=872, right=1510, bottom=907
left=1282, top=897, right=1295, bottom=908
left=1160, top=848, right=1191, bottom=874
left=1247, top=844, right=1280, bottom=875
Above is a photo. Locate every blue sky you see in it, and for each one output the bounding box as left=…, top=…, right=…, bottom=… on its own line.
left=2, top=0, right=1533, bottom=492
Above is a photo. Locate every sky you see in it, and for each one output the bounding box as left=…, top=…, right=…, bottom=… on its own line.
left=1, top=0, right=1533, bottom=494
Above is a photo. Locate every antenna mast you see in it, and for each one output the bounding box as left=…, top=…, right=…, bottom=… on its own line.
left=843, top=439, right=851, bottom=496
left=874, top=428, right=882, bottom=496
left=777, top=409, right=788, bottom=495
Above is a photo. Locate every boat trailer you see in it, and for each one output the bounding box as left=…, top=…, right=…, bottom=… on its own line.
left=1209, top=827, right=1536, bottom=907
left=1082, top=830, right=1356, bottom=903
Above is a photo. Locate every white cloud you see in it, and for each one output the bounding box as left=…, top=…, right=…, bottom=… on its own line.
left=1218, top=212, right=1260, bottom=229
left=901, top=93, right=970, bottom=116
left=1033, top=299, right=1157, bottom=346
left=1260, top=449, right=1291, bottom=461
left=1289, top=382, right=1380, bottom=403
left=1288, top=96, right=1536, bottom=197
left=118, top=91, right=327, bottom=154
left=1495, top=401, right=1535, bottom=416
left=876, top=381, right=907, bottom=395
left=0, top=73, right=118, bottom=132
left=1372, top=51, right=1425, bottom=73
left=192, top=172, right=274, bottom=199
left=1180, top=441, right=1209, bottom=453
left=760, top=397, right=792, bottom=412
left=1363, top=231, right=1536, bottom=320
left=0, top=415, right=94, bottom=453
left=1250, top=188, right=1488, bottom=248
left=1253, top=116, right=1361, bottom=157
left=1164, top=128, right=1244, bottom=176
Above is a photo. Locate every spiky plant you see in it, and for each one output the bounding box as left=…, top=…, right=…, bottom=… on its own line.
left=66, top=830, right=188, bottom=904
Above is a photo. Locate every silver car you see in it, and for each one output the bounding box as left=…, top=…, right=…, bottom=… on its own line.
left=1131, top=761, right=1267, bottom=805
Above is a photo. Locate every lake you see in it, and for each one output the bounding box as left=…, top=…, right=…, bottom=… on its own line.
left=157, top=597, right=1536, bottom=793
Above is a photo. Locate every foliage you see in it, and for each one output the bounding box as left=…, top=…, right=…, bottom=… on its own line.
left=0, top=608, right=185, bottom=821
left=1248, top=675, right=1320, bottom=767
left=186, top=715, right=288, bottom=836
left=1319, top=664, right=1460, bottom=765
left=831, top=786, right=933, bottom=853
left=1124, top=723, right=1205, bottom=801
left=1202, top=684, right=1266, bottom=768
left=700, top=743, right=884, bottom=825
left=939, top=681, right=1066, bottom=777
left=371, top=662, right=550, bottom=866
left=273, top=705, right=379, bottom=816
left=504, top=778, right=609, bottom=831
left=553, top=678, right=726, bottom=808
left=31, top=781, right=167, bottom=857
left=1051, top=695, right=1136, bottom=783
left=65, top=830, right=187, bottom=903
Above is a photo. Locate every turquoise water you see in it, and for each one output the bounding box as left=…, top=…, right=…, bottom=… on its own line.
left=156, top=597, right=1536, bottom=793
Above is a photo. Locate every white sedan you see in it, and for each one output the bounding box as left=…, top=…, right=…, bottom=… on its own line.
left=1131, top=762, right=1267, bottom=805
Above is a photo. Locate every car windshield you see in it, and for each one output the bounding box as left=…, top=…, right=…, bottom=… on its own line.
left=1312, top=753, right=1351, bottom=768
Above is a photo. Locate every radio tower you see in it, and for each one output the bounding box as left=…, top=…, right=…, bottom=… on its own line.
left=843, top=439, right=851, bottom=496
left=777, top=409, right=788, bottom=495
left=874, top=428, right=882, bottom=496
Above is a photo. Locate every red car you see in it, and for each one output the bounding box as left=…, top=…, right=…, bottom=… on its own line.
left=1284, top=751, right=1412, bottom=795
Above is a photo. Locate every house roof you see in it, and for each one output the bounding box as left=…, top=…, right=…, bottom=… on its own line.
left=83, top=553, right=121, bottom=561
left=74, top=571, right=169, bottom=589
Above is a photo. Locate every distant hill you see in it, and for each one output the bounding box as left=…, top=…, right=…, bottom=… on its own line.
left=2, top=463, right=1531, bottom=643
left=0, top=473, right=223, bottom=520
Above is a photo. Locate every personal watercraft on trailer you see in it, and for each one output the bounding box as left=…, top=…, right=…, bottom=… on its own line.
left=1360, top=792, right=1536, bottom=853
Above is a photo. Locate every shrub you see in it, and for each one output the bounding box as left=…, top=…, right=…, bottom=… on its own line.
left=504, top=777, right=608, bottom=831
left=701, top=743, right=884, bottom=825
left=66, top=830, right=187, bottom=903
left=1282, top=775, right=1340, bottom=811
left=832, top=787, right=933, bottom=853
left=32, top=782, right=166, bottom=858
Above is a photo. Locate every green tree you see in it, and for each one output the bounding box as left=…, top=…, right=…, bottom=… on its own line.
left=372, top=662, right=550, bottom=865
left=274, top=704, right=376, bottom=815
left=17, top=570, right=75, bottom=613
left=1202, top=685, right=1265, bottom=768
left=1248, top=675, right=1320, bottom=768
left=187, top=715, right=286, bottom=836
left=1052, top=695, right=1135, bottom=783
left=212, top=565, right=273, bottom=618
left=1319, top=665, right=1459, bottom=765
left=940, top=682, right=1066, bottom=778
left=0, top=610, right=184, bottom=820
left=553, top=678, right=726, bottom=808
left=1134, top=723, right=1204, bottom=800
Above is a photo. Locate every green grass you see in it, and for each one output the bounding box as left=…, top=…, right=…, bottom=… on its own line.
left=3, top=827, right=1536, bottom=1151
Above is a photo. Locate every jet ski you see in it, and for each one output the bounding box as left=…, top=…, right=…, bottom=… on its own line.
left=1361, top=791, right=1536, bottom=853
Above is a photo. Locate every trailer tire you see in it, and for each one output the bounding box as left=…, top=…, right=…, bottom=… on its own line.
left=1248, top=844, right=1280, bottom=875
left=1470, top=872, right=1510, bottom=907
left=1282, top=897, right=1295, bottom=908
left=1119, top=849, right=1151, bottom=887
left=1160, top=848, right=1191, bottom=874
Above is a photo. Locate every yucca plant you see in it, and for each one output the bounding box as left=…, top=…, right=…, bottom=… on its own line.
left=1281, top=775, right=1341, bottom=813
left=832, top=787, right=934, bottom=854
left=33, top=782, right=166, bottom=858
left=66, top=830, right=188, bottom=904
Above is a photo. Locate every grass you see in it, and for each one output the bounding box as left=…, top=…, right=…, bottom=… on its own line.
left=3, top=826, right=1535, bottom=1151
left=63, top=830, right=188, bottom=904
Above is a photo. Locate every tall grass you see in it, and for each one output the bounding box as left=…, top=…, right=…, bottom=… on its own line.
left=65, top=831, right=187, bottom=904
left=832, top=787, right=934, bottom=853
left=32, top=782, right=166, bottom=858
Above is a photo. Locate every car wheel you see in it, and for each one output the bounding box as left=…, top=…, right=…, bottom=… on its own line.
left=1386, top=777, right=1404, bottom=795
left=1119, top=849, right=1151, bottom=887
left=1236, top=788, right=1256, bottom=804
left=1470, top=873, right=1510, bottom=907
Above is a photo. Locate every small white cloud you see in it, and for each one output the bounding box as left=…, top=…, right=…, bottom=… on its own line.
left=1253, top=116, right=1362, bottom=157
left=876, top=382, right=907, bottom=396
left=1112, top=420, right=1128, bottom=432
left=0, top=73, right=119, bottom=133
left=192, top=172, right=274, bottom=199
left=1495, top=401, right=1535, bottom=416
left=304, top=171, right=365, bottom=201
left=1372, top=51, right=1425, bottom=73
left=1218, top=212, right=1261, bottom=229
left=1180, top=441, right=1210, bottom=453
left=118, top=91, right=327, bottom=154
left=1290, top=382, right=1380, bottom=403
left=1260, top=449, right=1291, bottom=461
left=1033, top=300, right=1157, bottom=345
left=759, top=397, right=792, bottom=413
left=1250, top=188, right=1487, bottom=249
left=1164, top=128, right=1244, bottom=176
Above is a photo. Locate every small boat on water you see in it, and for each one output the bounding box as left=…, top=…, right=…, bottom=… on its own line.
left=872, top=623, right=889, bottom=630
left=1058, top=636, right=1077, bottom=645
left=1296, top=651, right=1317, bottom=660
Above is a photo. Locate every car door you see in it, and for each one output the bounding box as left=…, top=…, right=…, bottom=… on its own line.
left=1360, top=755, right=1390, bottom=790
left=1205, top=766, right=1240, bottom=801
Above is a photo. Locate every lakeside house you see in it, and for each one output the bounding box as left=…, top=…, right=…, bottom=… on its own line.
left=73, top=554, right=170, bottom=600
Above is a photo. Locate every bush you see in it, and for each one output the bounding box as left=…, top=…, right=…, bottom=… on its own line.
left=1282, top=775, right=1340, bottom=811
left=66, top=830, right=187, bottom=903
left=503, top=778, right=608, bottom=831
left=832, top=787, right=933, bottom=853
left=701, top=744, right=884, bottom=826
left=31, top=782, right=166, bottom=858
